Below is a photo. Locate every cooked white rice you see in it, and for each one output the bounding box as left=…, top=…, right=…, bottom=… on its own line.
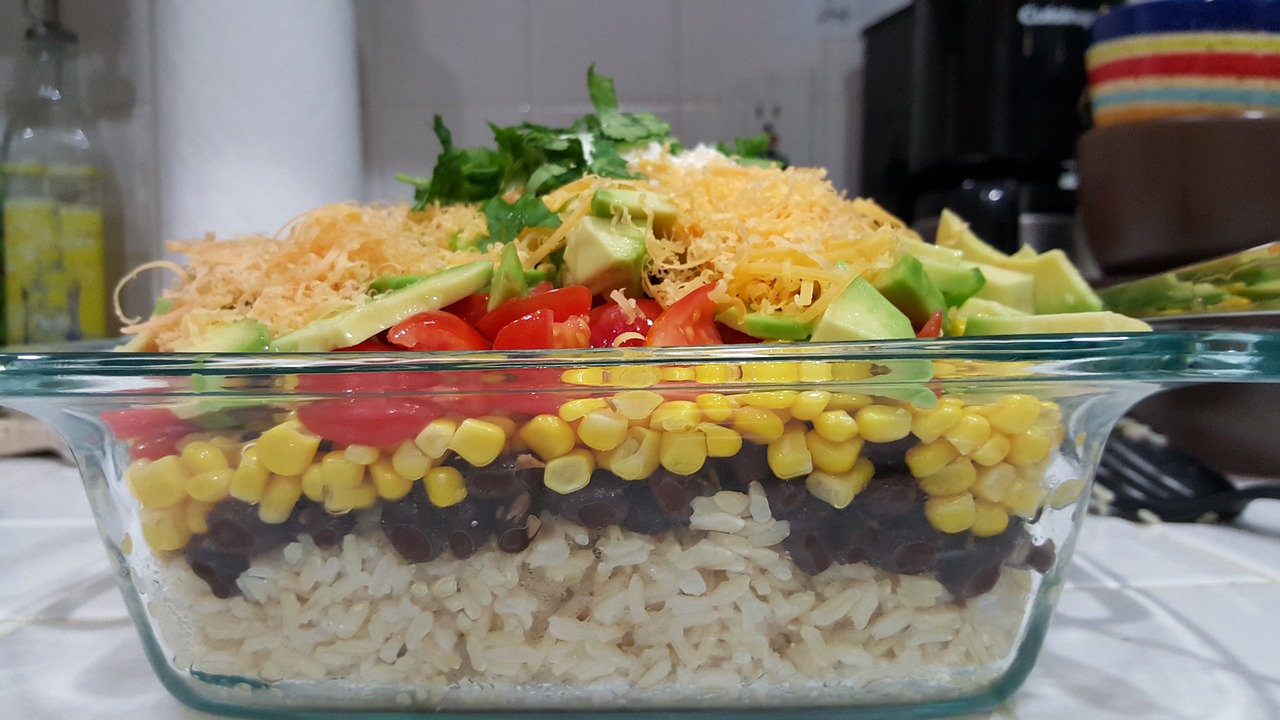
left=137, top=483, right=1034, bottom=711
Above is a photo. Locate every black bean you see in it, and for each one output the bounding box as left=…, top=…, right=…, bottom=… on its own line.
left=184, top=534, right=249, bottom=599
left=493, top=490, right=541, bottom=553
left=647, top=467, right=719, bottom=522
left=454, top=454, right=540, bottom=499
left=380, top=487, right=449, bottom=563
left=869, top=520, right=947, bottom=575
left=1026, top=539, right=1057, bottom=574
left=853, top=474, right=922, bottom=519
left=935, top=547, right=1004, bottom=600
left=825, top=507, right=876, bottom=565
left=445, top=497, right=494, bottom=559
left=294, top=502, right=356, bottom=550
left=760, top=476, right=810, bottom=517
left=712, top=442, right=772, bottom=491
left=785, top=506, right=835, bottom=575
left=859, top=436, right=917, bottom=476
left=621, top=480, right=676, bottom=535
left=547, top=471, right=631, bottom=528
left=205, top=499, right=295, bottom=556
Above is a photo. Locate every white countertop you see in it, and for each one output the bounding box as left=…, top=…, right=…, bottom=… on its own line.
left=2, top=455, right=1278, bottom=719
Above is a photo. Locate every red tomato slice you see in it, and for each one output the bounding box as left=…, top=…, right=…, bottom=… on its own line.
left=127, top=429, right=191, bottom=461
left=917, top=310, right=945, bottom=338
left=492, top=309, right=555, bottom=350
left=443, top=293, right=490, bottom=327
left=335, top=336, right=398, bottom=352
left=296, top=397, right=440, bottom=447
left=102, top=408, right=191, bottom=440
left=715, top=322, right=765, bottom=345
left=590, top=299, right=662, bottom=348
left=386, top=311, right=490, bottom=351
left=476, top=286, right=593, bottom=340
left=645, top=285, right=723, bottom=347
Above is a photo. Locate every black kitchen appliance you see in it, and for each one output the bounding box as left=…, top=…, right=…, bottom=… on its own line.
left=861, top=0, right=1107, bottom=254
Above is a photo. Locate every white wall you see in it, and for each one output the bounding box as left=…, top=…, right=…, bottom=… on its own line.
left=2, top=0, right=909, bottom=314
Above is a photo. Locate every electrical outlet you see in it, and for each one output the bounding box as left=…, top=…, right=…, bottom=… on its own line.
left=724, top=71, right=815, bottom=169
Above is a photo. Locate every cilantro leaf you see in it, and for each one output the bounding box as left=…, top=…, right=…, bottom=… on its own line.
left=586, top=138, right=637, bottom=179
left=716, top=133, right=771, bottom=159
left=481, top=192, right=561, bottom=249
left=587, top=64, right=618, bottom=114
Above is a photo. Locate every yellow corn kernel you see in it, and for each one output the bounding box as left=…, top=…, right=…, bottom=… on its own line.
left=805, top=430, right=863, bottom=474
left=448, top=418, right=507, bottom=467
left=370, top=458, right=414, bottom=500
left=659, top=430, right=709, bottom=475
left=259, top=474, right=304, bottom=524
left=544, top=448, right=595, bottom=494
left=140, top=505, right=192, bottom=552
left=615, top=366, right=662, bottom=387
left=767, top=425, right=814, bottom=479
left=732, top=406, right=786, bottom=444
left=558, top=397, right=609, bottom=422
left=943, top=412, right=991, bottom=454
left=230, top=445, right=273, bottom=503
left=971, top=499, right=1010, bottom=537
left=577, top=409, right=629, bottom=451
left=1051, top=477, right=1088, bottom=509
left=905, top=440, right=960, bottom=478
left=1039, top=400, right=1063, bottom=425
left=798, top=361, right=834, bottom=382
left=694, top=363, right=737, bottom=384
left=184, top=498, right=213, bottom=535
left=694, top=393, right=737, bottom=423
left=610, top=390, right=665, bottom=420
left=831, top=361, right=874, bottom=380
left=598, top=426, right=661, bottom=480
left=519, top=414, right=576, bottom=461
left=326, top=481, right=380, bottom=514
left=423, top=465, right=468, bottom=507
left=179, top=441, right=229, bottom=476
left=789, top=390, right=832, bottom=421
left=738, top=391, right=798, bottom=410
left=924, top=493, right=976, bottom=534
left=806, top=458, right=874, bottom=509
left=255, top=421, right=321, bottom=476
left=699, top=422, right=743, bottom=458
left=973, top=463, right=1018, bottom=503
left=1004, top=477, right=1049, bottom=519
left=660, top=366, right=696, bottom=382
left=917, top=457, right=977, bottom=496
left=343, top=444, right=380, bottom=465
left=970, top=434, right=1012, bottom=466
left=1006, top=428, right=1052, bottom=466
left=561, top=367, right=607, bottom=386
left=414, top=418, right=459, bottom=458
left=301, top=463, right=325, bottom=502
left=742, top=361, right=801, bottom=383
left=320, top=451, right=365, bottom=488
left=478, top=414, right=518, bottom=438
left=126, top=455, right=188, bottom=509
left=812, top=409, right=859, bottom=443
left=910, top=398, right=964, bottom=444
left=390, top=440, right=432, bottom=480
left=826, top=393, right=874, bottom=412
left=854, top=405, right=912, bottom=443
left=185, top=468, right=232, bottom=503
left=980, top=394, right=1042, bottom=434
left=650, top=400, right=703, bottom=432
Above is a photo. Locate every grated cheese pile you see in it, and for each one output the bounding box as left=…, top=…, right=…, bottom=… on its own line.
left=633, top=147, right=906, bottom=321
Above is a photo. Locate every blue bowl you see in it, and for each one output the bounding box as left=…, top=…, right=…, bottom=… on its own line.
left=1092, top=0, right=1280, bottom=43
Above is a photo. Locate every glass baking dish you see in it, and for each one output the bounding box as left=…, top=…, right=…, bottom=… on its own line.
left=2, top=331, right=1278, bottom=718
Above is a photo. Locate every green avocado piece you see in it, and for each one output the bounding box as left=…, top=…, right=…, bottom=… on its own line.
left=591, top=188, right=678, bottom=237
left=715, top=307, right=814, bottom=340
left=561, top=215, right=647, bottom=296
left=811, top=277, right=915, bottom=342
left=369, top=274, right=428, bottom=294
left=170, top=319, right=272, bottom=352
left=969, top=261, right=1036, bottom=313
left=915, top=256, right=986, bottom=308
left=956, top=297, right=1030, bottom=319
left=963, top=311, right=1152, bottom=336
left=1099, top=273, right=1230, bottom=315
left=270, top=260, right=493, bottom=352
left=487, top=243, right=531, bottom=310
left=935, top=209, right=1011, bottom=265
left=873, top=254, right=947, bottom=327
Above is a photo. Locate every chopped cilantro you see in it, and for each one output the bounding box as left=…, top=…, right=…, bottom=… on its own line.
left=717, top=133, right=772, bottom=160
left=481, top=192, right=561, bottom=249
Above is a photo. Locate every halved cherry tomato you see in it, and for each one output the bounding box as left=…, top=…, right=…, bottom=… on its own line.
left=296, top=397, right=440, bottom=447
left=335, top=336, right=398, bottom=352
left=715, top=322, right=765, bottom=345
left=387, top=311, right=490, bottom=351
left=645, top=285, right=723, bottom=347
left=917, top=310, right=945, bottom=338
left=102, top=407, right=192, bottom=440
left=492, top=309, right=554, bottom=350
left=443, top=293, right=490, bottom=327
left=475, top=286, right=593, bottom=340
left=589, top=299, right=662, bottom=348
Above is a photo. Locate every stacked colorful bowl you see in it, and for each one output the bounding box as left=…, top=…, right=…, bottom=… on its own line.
left=1087, top=0, right=1280, bottom=126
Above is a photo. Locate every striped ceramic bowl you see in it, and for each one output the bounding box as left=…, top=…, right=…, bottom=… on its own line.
left=1087, top=0, right=1280, bottom=125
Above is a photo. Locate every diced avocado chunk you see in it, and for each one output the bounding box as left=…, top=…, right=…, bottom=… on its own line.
left=936, top=209, right=1011, bottom=266
left=591, top=188, right=678, bottom=237
left=170, top=319, right=272, bottom=352
left=873, top=254, right=946, bottom=327
left=1099, top=273, right=1229, bottom=314
left=715, top=307, right=813, bottom=341
left=970, top=261, right=1036, bottom=313
left=488, top=243, right=531, bottom=310
left=956, top=297, right=1030, bottom=319
left=270, top=260, right=493, bottom=352
left=370, top=274, right=428, bottom=294
left=560, top=215, right=647, bottom=296
left=916, top=256, right=986, bottom=308
left=811, top=277, right=915, bottom=342
left=963, top=311, right=1152, bottom=336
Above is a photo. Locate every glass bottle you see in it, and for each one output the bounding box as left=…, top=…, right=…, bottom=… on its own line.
left=0, top=0, right=107, bottom=345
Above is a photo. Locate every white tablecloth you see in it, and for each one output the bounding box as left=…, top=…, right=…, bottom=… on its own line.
left=2, top=456, right=1278, bottom=719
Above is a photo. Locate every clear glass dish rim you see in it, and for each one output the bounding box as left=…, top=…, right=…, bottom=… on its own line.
left=2, top=330, right=1280, bottom=397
